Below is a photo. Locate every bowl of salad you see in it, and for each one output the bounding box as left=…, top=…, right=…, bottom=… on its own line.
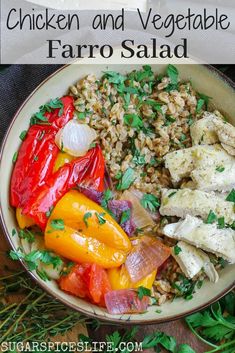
left=0, top=63, right=234, bottom=324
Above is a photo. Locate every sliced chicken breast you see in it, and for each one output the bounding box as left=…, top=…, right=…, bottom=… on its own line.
left=164, top=144, right=234, bottom=183
left=172, top=241, right=219, bottom=282
left=160, top=189, right=235, bottom=224
left=191, top=164, right=235, bottom=192
left=221, top=143, right=235, bottom=157
left=164, top=215, right=235, bottom=263
left=190, top=114, right=218, bottom=145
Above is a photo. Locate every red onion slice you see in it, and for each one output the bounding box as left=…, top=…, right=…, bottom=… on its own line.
left=105, top=289, right=150, bottom=314
left=125, top=236, right=171, bottom=283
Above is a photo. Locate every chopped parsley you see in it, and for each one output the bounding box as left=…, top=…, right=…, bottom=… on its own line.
left=83, top=212, right=92, bottom=227
left=205, top=210, right=217, bottom=224
left=96, top=212, right=106, bottom=225
left=167, top=64, right=179, bottom=85
left=46, top=206, right=54, bottom=218
left=217, top=217, right=225, bottom=229
left=9, top=248, right=63, bottom=279
left=137, top=286, right=151, bottom=300
left=197, top=92, right=212, bottom=110
left=196, top=93, right=212, bottom=113
left=30, top=98, right=64, bottom=125
left=124, top=114, right=143, bottom=129
left=12, top=229, right=17, bottom=237
left=50, top=219, right=65, bottom=230
left=19, top=130, right=28, bottom=141
left=140, top=193, right=160, bottom=212
left=101, top=189, right=113, bottom=209
left=75, top=111, right=86, bottom=120
left=172, top=274, right=198, bottom=301
left=226, top=189, right=235, bottom=203
left=144, top=99, right=163, bottom=113
left=120, top=209, right=131, bottom=225
left=196, top=98, right=205, bottom=113
left=174, top=245, right=182, bottom=256
left=12, top=152, right=18, bottom=163
left=18, top=229, right=35, bottom=243
left=168, top=191, right=177, bottom=198
left=116, top=168, right=136, bottom=191
left=216, top=166, right=225, bottom=172
left=164, top=115, right=176, bottom=126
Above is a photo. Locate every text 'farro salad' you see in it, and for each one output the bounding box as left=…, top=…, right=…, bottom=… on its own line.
left=10, top=65, right=235, bottom=315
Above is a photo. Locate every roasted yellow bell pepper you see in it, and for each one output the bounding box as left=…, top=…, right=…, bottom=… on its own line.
left=16, top=208, right=35, bottom=229
left=53, top=152, right=75, bottom=173
left=45, top=190, right=132, bottom=268
left=107, top=265, right=156, bottom=290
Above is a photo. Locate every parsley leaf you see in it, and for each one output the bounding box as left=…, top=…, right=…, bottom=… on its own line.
left=9, top=248, right=63, bottom=279
left=217, top=217, right=225, bottom=229
left=174, top=245, right=182, bottom=256
left=101, top=189, right=113, bottom=209
left=120, top=209, right=131, bottom=225
left=83, top=212, right=92, bottom=227
left=19, top=130, right=28, bottom=141
left=167, top=64, right=179, bottom=85
left=216, top=166, right=225, bottom=172
left=226, top=189, right=235, bottom=203
left=116, top=168, right=136, bottom=191
left=140, top=193, right=160, bottom=212
left=205, top=210, right=217, bottom=224
left=12, top=152, right=18, bottom=163
left=124, top=114, right=143, bottom=129
left=50, top=219, right=65, bottom=230
left=96, top=212, right=106, bottom=225
left=196, top=98, right=205, bottom=113
left=30, top=98, right=64, bottom=125
left=137, top=286, right=151, bottom=300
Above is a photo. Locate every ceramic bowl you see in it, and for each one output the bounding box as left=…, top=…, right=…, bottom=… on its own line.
left=0, top=64, right=234, bottom=324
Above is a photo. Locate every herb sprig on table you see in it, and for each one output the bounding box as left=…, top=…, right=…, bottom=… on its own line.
left=1, top=269, right=235, bottom=352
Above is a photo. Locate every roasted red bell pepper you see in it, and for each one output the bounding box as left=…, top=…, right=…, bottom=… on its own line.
left=59, top=263, right=111, bottom=306
left=10, top=96, right=74, bottom=208
left=22, top=145, right=105, bottom=229
left=46, top=96, right=75, bottom=129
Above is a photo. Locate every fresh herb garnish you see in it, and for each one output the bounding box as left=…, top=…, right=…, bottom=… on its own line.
left=50, top=219, right=65, bottom=230
left=30, top=98, right=64, bottom=125
left=96, top=212, right=106, bottom=225
left=168, top=191, right=177, bottom=198
left=18, top=229, right=35, bottom=243
left=140, top=193, right=160, bottom=212
left=137, top=286, right=151, bottom=300
left=217, top=217, right=225, bottom=229
left=205, top=210, right=217, bottom=224
left=172, top=274, right=198, bottom=301
left=12, top=229, right=17, bottom=237
left=186, top=292, right=235, bottom=353
left=124, top=114, right=143, bottom=129
left=76, top=111, right=86, bottom=120
left=120, top=209, right=131, bottom=225
left=167, top=64, right=179, bottom=85
left=164, top=115, right=176, bottom=126
left=196, top=93, right=212, bottom=113
left=174, top=245, right=182, bottom=256
left=45, top=206, right=54, bottom=218
left=116, top=168, right=136, bottom=190
left=10, top=248, right=63, bottom=274
left=12, top=152, right=18, bottom=163
left=83, top=212, right=92, bottom=227
left=226, top=189, right=235, bottom=203
left=144, top=99, right=163, bottom=113
left=216, top=166, right=225, bottom=172
left=101, top=189, right=113, bottom=209
left=19, top=130, right=27, bottom=141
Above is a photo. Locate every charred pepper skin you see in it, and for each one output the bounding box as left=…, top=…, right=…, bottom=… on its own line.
left=22, top=146, right=105, bottom=229
left=10, top=96, right=75, bottom=208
